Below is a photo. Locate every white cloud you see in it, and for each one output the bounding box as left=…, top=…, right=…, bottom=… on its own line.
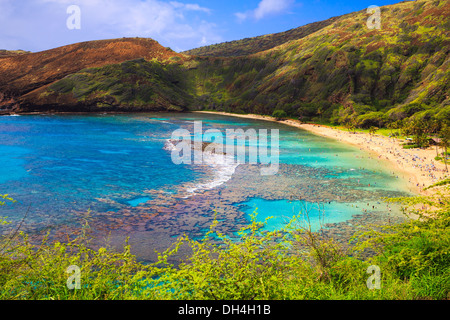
left=170, top=1, right=211, bottom=14
left=235, top=0, right=294, bottom=22
left=234, top=12, right=248, bottom=23
left=0, top=0, right=221, bottom=52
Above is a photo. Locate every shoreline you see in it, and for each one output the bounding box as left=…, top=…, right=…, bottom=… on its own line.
left=4, top=110, right=447, bottom=196
left=195, top=111, right=449, bottom=196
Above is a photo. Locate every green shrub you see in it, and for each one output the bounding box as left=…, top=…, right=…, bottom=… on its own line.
left=1, top=192, right=448, bottom=300
left=356, top=112, right=386, bottom=129
left=272, top=109, right=288, bottom=120
left=402, top=144, right=420, bottom=149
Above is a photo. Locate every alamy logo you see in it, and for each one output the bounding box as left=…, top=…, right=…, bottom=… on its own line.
left=366, top=5, right=381, bottom=30
left=169, top=121, right=279, bottom=176
left=366, top=265, right=381, bottom=289
left=67, top=5, right=81, bottom=30
left=66, top=265, right=81, bottom=290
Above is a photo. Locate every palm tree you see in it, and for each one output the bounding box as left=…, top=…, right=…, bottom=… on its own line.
left=369, top=126, right=378, bottom=136
left=402, top=119, right=429, bottom=148
left=429, top=120, right=441, bottom=157
left=345, top=116, right=358, bottom=134
left=317, top=107, right=323, bottom=123
left=439, top=124, right=449, bottom=172
left=387, top=122, right=395, bottom=137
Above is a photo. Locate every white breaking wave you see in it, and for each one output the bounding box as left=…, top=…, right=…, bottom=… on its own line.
left=163, top=139, right=178, bottom=152
left=163, top=139, right=239, bottom=196
left=186, top=150, right=239, bottom=194
left=148, top=118, right=172, bottom=124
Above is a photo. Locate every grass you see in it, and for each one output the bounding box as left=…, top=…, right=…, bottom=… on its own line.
left=424, top=178, right=450, bottom=190
left=299, top=121, right=407, bottom=139
left=403, top=144, right=421, bottom=149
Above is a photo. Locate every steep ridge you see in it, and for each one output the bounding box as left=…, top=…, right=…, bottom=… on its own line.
left=182, top=15, right=341, bottom=57
left=0, top=50, right=31, bottom=57
left=0, top=38, right=186, bottom=112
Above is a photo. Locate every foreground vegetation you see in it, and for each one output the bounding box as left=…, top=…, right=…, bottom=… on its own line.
left=1, top=185, right=449, bottom=300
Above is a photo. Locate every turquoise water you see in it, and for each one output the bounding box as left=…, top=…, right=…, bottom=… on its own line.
left=127, top=197, right=152, bottom=207
left=0, top=113, right=412, bottom=262
left=0, top=114, right=200, bottom=226
left=238, top=198, right=373, bottom=232
left=0, top=145, right=30, bottom=184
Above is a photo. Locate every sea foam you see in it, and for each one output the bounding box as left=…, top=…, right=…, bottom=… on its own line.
left=164, top=139, right=239, bottom=196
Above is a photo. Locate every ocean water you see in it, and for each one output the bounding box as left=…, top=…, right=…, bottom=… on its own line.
left=0, top=113, right=412, bottom=262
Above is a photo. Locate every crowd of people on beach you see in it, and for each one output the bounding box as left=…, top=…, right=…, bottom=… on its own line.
left=341, top=132, right=448, bottom=192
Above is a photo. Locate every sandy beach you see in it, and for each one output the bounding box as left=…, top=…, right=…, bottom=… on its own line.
left=195, top=111, right=449, bottom=196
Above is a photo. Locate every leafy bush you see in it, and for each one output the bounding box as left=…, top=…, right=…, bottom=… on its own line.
left=402, top=144, right=421, bottom=149
left=1, top=190, right=449, bottom=300
left=0, top=194, right=15, bottom=207
left=356, top=112, right=386, bottom=129
left=272, top=110, right=288, bottom=120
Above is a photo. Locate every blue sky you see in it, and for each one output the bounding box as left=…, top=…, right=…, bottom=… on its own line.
left=0, top=0, right=403, bottom=52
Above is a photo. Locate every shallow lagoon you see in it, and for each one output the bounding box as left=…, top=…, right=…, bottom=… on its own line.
left=0, top=113, right=412, bottom=262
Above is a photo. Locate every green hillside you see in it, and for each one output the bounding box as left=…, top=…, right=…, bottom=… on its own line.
left=183, top=0, right=450, bottom=127
left=20, top=0, right=450, bottom=128
left=46, top=58, right=192, bottom=112
left=182, top=15, right=340, bottom=57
